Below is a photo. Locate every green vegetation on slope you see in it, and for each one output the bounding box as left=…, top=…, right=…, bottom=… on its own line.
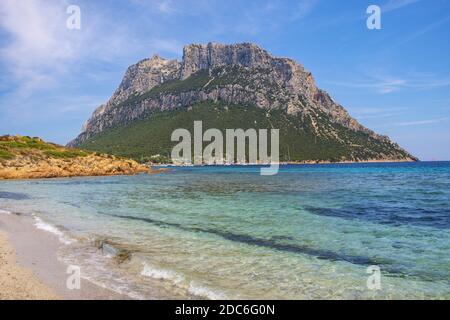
left=77, top=102, right=412, bottom=163
left=0, top=149, right=14, bottom=160
left=115, top=69, right=211, bottom=110
left=0, top=135, right=89, bottom=161
left=115, top=66, right=282, bottom=112
left=0, top=135, right=152, bottom=179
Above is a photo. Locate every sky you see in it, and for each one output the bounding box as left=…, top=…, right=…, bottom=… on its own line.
left=0, top=0, right=449, bottom=160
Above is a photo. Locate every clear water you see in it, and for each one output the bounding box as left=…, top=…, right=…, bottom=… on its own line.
left=1, top=162, right=449, bottom=299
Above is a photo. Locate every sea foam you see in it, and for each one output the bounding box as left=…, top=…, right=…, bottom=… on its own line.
left=187, top=281, right=228, bottom=300
left=141, top=262, right=184, bottom=284
left=0, top=209, right=12, bottom=215
left=33, top=215, right=74, bottom=245
left=141, top=262, right=227, bottom=299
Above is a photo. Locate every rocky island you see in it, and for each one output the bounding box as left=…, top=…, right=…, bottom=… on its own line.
left=69, top=42, right=417, bottom=163
left=0, top=135, right=151, bottom=179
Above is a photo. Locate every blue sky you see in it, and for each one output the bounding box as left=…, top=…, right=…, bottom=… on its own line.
left=0, top=0, right=449, bottom=160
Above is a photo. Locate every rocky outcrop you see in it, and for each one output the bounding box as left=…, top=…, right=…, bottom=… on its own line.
left=0, top=155, right=151, bottom=179
left=81, top=55, right=181, bottom=133
left=0, top=135, right=153, bottom=179
left=110, top=55, right=181, bottom=106
left=68, top=42, right=415, bottom=162
left=180, top=42, right=275, bottom=78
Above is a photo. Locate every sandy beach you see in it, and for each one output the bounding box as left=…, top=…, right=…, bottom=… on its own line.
left=0, top=231, right=59, bottom=300
left=0, top=212, right=127, bottom=300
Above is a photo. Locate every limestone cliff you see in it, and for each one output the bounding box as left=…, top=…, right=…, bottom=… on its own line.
left=69, top=42, right=416, bottom=162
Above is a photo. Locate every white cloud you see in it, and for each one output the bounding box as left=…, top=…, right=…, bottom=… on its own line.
left=326, top=73, right=450, bottom=94
left=326, top=77, right=407, bottom=94
left=290, top=0, right=319, bottom=21
left=223, top=0, right=319, bottom=35
left=157, top=0, right=176, bottom=14
left=373, top=116, right=450, bottom=128
left=148, top=38, right=183, bottom=56
left=395, top=117, right=450, bottom=127
left=0, top=0, right=75, bottom=96
left=0, top=0, right=189, bottom=131
left=0, top=0, right=155, bottom=96
left=382, top=0, right=421, bottom=13
left=397, top=15, right=450, bottom=46
left=351, top=107, right=409, bottom=120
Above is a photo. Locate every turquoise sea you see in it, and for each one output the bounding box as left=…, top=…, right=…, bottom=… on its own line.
left=1, top=162, right=449, bottom=299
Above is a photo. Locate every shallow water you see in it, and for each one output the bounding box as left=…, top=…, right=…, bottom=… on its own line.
left=1, top=162, right=449, bottom=299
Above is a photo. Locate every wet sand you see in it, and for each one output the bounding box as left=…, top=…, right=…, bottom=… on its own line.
left=0, top=212, right=128, bottom=300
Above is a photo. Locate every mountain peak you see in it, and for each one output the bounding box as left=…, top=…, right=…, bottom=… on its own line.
left=68, top=42, right=416, bottom=163
left=180, top=42, right=276, bottom=79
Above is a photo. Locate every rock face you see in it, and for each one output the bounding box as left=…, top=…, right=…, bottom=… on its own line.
left=180, top=43, right=275, bottom=78
left=81, top=55, right=181, bottom=133
left=110, top=55, right=181, bottom=106
left=69, top=42, right=416, bottom=162
left=0, top=135, right=152, bottom=179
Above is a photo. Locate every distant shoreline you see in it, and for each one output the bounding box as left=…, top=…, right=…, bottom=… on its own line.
left=0, top=159, right=422, bottom=181
left=0, top=168, right=167, bottom=181
left=152, top=158, right=419, bottom=167
left=288, top=158, right=419, bottom=165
